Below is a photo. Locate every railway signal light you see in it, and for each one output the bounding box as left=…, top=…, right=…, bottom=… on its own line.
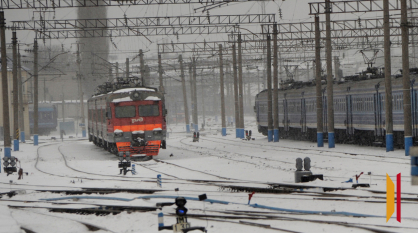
left=3, top=157, right=18, bottom=175
left=175, top=197, right=188, bottom=217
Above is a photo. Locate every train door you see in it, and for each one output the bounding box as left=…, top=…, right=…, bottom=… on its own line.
left=283, top=98, right=289, bottom=132
left=374, top=92, right=384, bottom=137
left=345, top=94, right=354, bottom=135
left=301, top=97, right=307, bottom=133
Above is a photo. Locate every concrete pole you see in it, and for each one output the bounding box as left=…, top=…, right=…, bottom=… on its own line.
left=273, top=23, right=279, bottom=142
left=158, top=54, right=164, bottom=93
left=33, top=39, right=39, bottom=145
left=334, top=56, right=341, bottom=82
left=125, top=58, right=129, bottom=79
left=267, top=35, right=273, bottom=142
left=200, top=71, right=205, bottom=128
left=179, top=55, right=190, bottom=133
left=315, top=15, right=324, bottom=147
left=325, top=0, right=335, bottom=148
left=238, top=34, right=245, bottom=138
left=1, top=11, right=11, bottom=159
left=232, top=44, right=240, bottom=138
left=219, top=44, right=226, bottom=136
left=12, top=32, right=18, bottom=144
left=18, top=47, right=25, bottom=143
left=116, top=62, right=119, bottom=79
left=401, top=0, right=413, bottom=155
left=61, top=92, right=65, bottom=123
left=192, top=58, right=198, bottom=132
left=77, top=44, right=86, bottom=137
left=140, top=49, right=145, bottom=85
left=383, top=0, right=394, bottom=152
left=226, top=65, right=231, bottom=124
left=189, top=64, right=194, bottom=129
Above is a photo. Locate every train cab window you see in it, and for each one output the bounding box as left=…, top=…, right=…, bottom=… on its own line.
left=115, top=106, right=136, bottom=118
left=139, top=105, right=160, bottom=117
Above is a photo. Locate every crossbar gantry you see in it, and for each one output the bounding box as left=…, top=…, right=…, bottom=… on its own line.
left=12, top=14, right=275, bottom=30
left=0, top=0, right=269, bottom=9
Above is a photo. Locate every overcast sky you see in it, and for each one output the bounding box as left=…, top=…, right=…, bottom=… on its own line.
left=1, top=0, right=396, bottom=62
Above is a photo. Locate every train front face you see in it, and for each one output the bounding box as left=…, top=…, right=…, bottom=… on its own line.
left=110, top=93, right=166, bottom=156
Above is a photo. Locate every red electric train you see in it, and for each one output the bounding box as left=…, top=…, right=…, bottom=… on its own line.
left=88, top=78, right=167, bottom=157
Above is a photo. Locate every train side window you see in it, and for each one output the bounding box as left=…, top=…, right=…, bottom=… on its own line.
left=115, top=106, right=136, bottom=118
left=139, top=105, right=160, bottom=117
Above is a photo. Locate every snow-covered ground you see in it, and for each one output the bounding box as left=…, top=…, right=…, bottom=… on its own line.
left=1, top=118, right=417, bottom=233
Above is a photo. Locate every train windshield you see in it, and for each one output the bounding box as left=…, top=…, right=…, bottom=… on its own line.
left=138, top=105, right=159, bottom=117
left=115, top=106, right=136, bottom=118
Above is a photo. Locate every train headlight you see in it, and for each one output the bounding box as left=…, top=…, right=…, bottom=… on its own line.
left=114, top=132, right=124, bottom=137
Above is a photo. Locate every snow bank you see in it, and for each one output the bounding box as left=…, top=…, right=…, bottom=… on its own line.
left=0, top=205, right=22, bottom=233
left=144, top=96, right=161, bottom=101
left=111, top=97, right=132, bottom=103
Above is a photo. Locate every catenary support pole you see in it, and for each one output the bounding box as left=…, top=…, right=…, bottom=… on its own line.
left=315, top=15, right=324, bottom=147
left=238, top=33, right=245, bottom=138
left=158, top=54, right=164, bottom=93
left=1, top=11, right=11, bottom=159
left=219, top=44, right=226, bottom=136
left=325, top=0, right=335, bottom=148
left=401, top=0, right=413, bottom=155
left=179, top=55, right=190, bottom=133
left=334, top=56, right=340, bottom=82
left=232, top=44, right=240, bottom=138
left=77, top=44, right=85, bottom=137
left=267, top=35, right=273, bottom=142
left=33, top=39, right=39, bottom=146
left=116, top=62, right=119, bottom=78
left=125, top=58, right=129, bottom=79
left=200, top=71, right=205, bottom=128
left=192, top=58, right=198, bottom=132
left=18, top=46, right=25, bottom=143
left=383, top=0, right=394, bottom=152
left=12, top=31, right=19, bottom=151
left=273, top=23, right=279, bottom=142
left=140, top=49, right=145, bottom=85
left=189, top=63, right=194, bottom=130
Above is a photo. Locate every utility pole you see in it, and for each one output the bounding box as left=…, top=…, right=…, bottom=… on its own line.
left=116, top=62, right=119, bottom=78
left=125, top=58, right=129, bottom=79
left=108, top=66, right=112, bottom=82
left=219, top=44, right=226, bottom=136
left=76, top=43, right=85, bottom=137
left=315, top=15, right=324, bottom=147
left=383, top=0, right=394, bottom=152
left=158, top=54, right=164, bottom=93
left=189, top=63, right=194, bottom=129
left=325, top=0, right=335, bottom=148
left=61, top=92, right=65, bottom=123
left=334, top=56, right=340, bottom=81
left=273, top=23, right=279, bottom=142
left=12, top=31, right=19, bottom=148
left=238, top=33, right=245, bottom=138
left=140, top=49, right=145, bottom=85
left=179, top=55, right=190, bottom=133
left=401, top=0, right=412, bottom=155
left=267, top=35, right=273, bottom=142
left=18, top=46, right=25, bottom=143
left=232, top=44, right=240, bottom=138
left=33, top=39, right=39, bottom=145
left=200, top=73, right=205, bottom=128
left=1, top=11, right=11, bottom=160
left=192, top=58, right=198, bottom=132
